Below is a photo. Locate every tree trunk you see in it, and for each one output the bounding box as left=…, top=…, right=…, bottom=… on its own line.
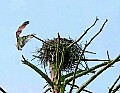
left=49, top=63, right=60, bottom=93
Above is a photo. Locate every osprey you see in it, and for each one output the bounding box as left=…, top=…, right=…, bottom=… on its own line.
left=16, top=21, right=34, bottom=50
left=16, top=21, right=29, bottom=38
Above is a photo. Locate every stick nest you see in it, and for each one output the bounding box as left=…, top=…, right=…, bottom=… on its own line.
left=34, top=37, right=87, bottom=72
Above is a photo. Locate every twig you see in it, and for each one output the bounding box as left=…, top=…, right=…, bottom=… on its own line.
left=31, top=34, right=52, bottom=46
left=21, top=55, right=53, bottom=88
left=112, top=84, right=120, bottom=93
left=69, top=19, right=108, bottom=93
left=56, top=33, right=61, bottom=85
left=68, top=83, right=93, bottom=93
left=43, top=88, right=51, bottom=93
left=31, top=34, right=46, bottom=43
left=85, top=19, right=108, bottom=47
left=0, top=87, right=6, bottom=93
left=65, top=58, right=120, bottom=84
left=83, top=89, right=93, bottom=93
left=67, top=17, right=99, bottom=49
left=109, top=75, right=120, bottom=93
left=81, top=58, right=110, bottom=61
left=107, top=50, right=110, bottom=61
left=84, top=50, right=96, bottom=54
left=43, top=84, right=48, bottom=89
left=65, top=61, right=108, bottom=84
left=76, top=54, right=120, bottom=93
left=68, top=83, right=79, bottom=88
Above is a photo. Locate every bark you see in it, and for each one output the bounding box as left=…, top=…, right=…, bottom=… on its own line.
left=49, top=62, right=60, bottom=93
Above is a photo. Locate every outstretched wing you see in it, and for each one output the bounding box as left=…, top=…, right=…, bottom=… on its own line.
left=16, top=34, right=34, bottom=50
left=16, top=21, right=29, bottom=38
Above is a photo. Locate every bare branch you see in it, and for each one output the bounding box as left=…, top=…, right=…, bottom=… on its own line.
left=65, top=61, right=108, bottom=84
left=84, top=50, right=96, bottom=54
left=31, top=34, right=52, bottom=46
left=31, top=34, right=46, bottom=43
left=43, top=88, right=51, bottom=93
left=76, top=54, right=120, bottom=93
left=0, top=87, right=6, bottom=93
left=67, top=17, right=99, bottom=49
left=81, top=58, right=110, bottom=61
left=107, top=50, right=110, bottom=60
left=65, top=58, right=120, bottom=85
left=69, top=19, right=108, bottom=93
left=83, top=89, right=93, bottom=93
left=109, top=75, right=120, bottom=93
left=85, top=19, right=108, bottom=46
left=21, top=55, right=53, bottom=88
left=68, top=83, right=93, bottom=93
left=112, top=84, right=120, bottom=93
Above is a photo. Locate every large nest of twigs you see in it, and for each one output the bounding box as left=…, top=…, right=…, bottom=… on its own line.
left=34, top=37, right=87, bottom=72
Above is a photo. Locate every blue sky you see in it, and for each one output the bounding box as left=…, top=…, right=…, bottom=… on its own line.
left=0, top=0, right=120, bottom=93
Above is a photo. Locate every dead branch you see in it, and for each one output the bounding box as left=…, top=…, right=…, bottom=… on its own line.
left=76, top=54, right=120, bottom=93
left=109, top=75, right=120, bottom=93
left=68, top=83, right=93, bottom=93
left=69, top=19, right=108, bottom=93
left=65, top=61, right=108, bottom=84
left=0, top=87, right=6, bottom=93
left=21, top=55, right=53, bottom=88
left=107, top=50, right=110, bottom=60
left=67, top=17, right=99, bottom=49
left=31, top=34, right=53, bottom=46
left=112, top=84, right=120, bottom=93
left=65, top=58, right=120, bottom=85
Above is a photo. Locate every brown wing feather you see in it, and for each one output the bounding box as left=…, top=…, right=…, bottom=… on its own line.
left=16, top=21, right=29, bottom=38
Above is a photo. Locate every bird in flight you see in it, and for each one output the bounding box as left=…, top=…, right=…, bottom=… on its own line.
left=16, top=21, right=29, bottom=38
left=16, top=21, right=35, bottom=50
